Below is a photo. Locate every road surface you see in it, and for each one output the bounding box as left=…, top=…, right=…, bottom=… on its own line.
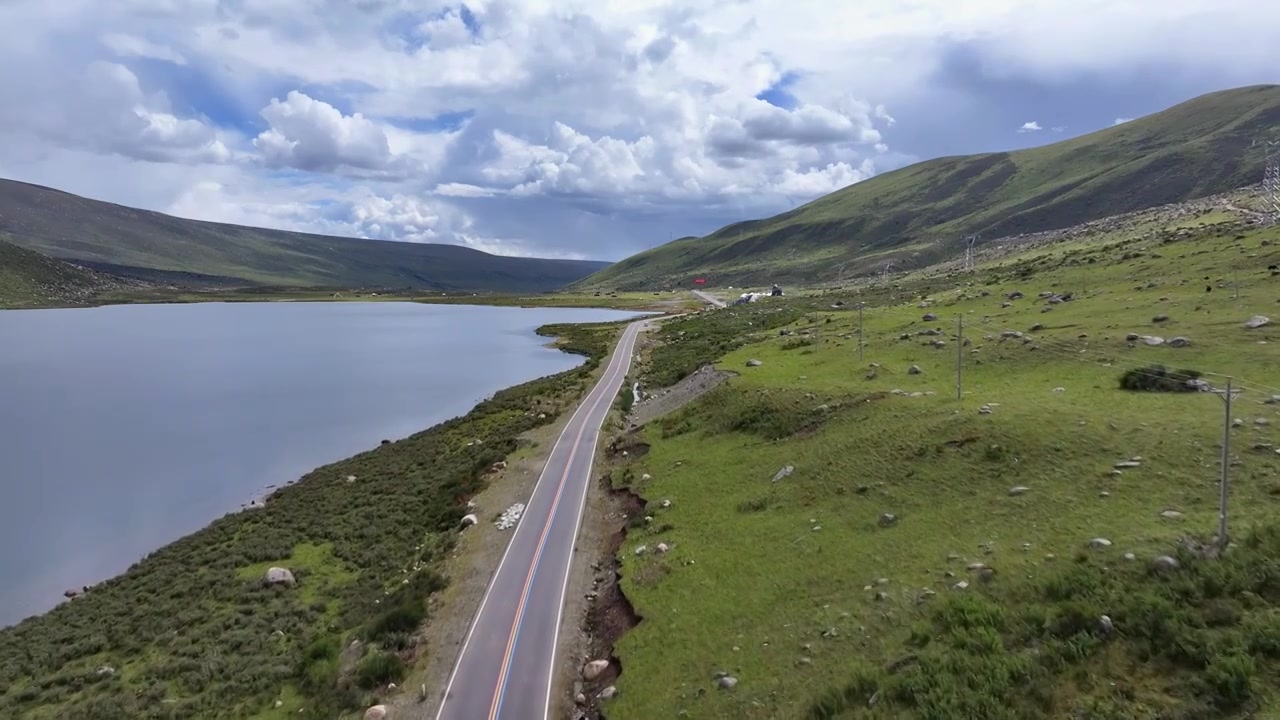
left=434, top=319, right=647, bottom=720
left=693, top=289, right=726, bottom=308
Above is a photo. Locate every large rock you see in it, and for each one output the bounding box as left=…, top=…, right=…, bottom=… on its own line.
left=1245, top=315, right=1271, bottom=329
left=364, top=705, right=388, bottom=720
left=771, top=465, right=795, bottom=483
left=582, top=659, right=610, bottom=681
left=746, top=359, right=763, bottom=367
left=264, top=567, right=296, bottom=587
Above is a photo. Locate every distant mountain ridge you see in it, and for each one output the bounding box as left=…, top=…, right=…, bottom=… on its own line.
left=579, top=84, right=1280, bottom=290
left=0, top=179, right=609, bottom=292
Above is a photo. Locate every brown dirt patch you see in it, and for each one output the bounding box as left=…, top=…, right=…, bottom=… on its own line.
left=566, top=473, right=644, bottom=720
left=627, top=364, right=736, bottom=429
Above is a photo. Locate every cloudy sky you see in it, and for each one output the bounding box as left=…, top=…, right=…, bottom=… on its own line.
left=0, top=0, right=1275, bottom=261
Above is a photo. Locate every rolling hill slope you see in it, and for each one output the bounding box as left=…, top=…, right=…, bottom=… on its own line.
left=581, top=84, right=1280, bottom=290
left=0, top=180, right=609, bottom=292
left=0, top=237, right=137, bottom=308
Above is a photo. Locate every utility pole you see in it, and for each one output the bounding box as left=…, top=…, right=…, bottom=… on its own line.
left=1214, top=378, right=1242, bottom=548
left=963, top=234, right=980, bottom=271
left=955, top=315, right=963, bottom=400
left=857, top=303, right=865, bottom=363
left=880, top=261, right=895, bottom=281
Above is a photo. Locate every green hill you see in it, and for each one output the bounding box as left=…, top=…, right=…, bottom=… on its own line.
left=0, top=237, right=134, bottom=308
left=0, top=179, right=609, bottom=292
left=581, top=84, right=1280, bottom=290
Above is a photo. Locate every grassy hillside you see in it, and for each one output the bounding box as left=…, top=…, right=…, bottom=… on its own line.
left=582, top=84, right=1280, bottom=290
left=0, top=179, right=609, bottom=292
left=591, top=198, right=1280, bottom=718
left=0, top=236, right=135, bottom=308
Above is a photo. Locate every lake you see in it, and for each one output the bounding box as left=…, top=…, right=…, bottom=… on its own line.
left=0, top=301, right=646, bottom=627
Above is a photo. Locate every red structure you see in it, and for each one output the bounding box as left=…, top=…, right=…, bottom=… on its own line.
left=693, top=277, right=707, bottom=285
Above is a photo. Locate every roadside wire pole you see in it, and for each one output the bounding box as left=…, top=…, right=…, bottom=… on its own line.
left=955, top=316, right=963, bottom=400
left=1214, top=378, right=1242, bottom=548
left=857, top=303, right=866, bottom=363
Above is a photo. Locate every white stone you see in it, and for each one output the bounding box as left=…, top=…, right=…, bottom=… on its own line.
left=264, top=567, right=296, bottom=586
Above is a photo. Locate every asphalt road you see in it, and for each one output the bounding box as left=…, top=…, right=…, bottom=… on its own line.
left=434, top=319, right=647, bottom=720
left=692, top=289, right=726, bottom=308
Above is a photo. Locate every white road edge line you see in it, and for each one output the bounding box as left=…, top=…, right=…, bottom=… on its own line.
left=433, top=319, right=638, bottom=720
left=541, top=321, right=641, bottom=719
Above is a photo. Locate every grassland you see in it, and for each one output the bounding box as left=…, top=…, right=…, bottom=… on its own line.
left=0, top=237, right=136, bottom=308
left=596, top=206, right=1280, bottom=718
left=0, top=178, right=608, bottom=292
left=0, top=319, right=629, bottom=719
left=581, top=84, right=1280, bottom=290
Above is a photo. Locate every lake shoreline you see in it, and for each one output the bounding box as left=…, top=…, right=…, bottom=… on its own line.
left=2, top=286, right=693, bottom=313
left=0, top=313, right=637, bottom=717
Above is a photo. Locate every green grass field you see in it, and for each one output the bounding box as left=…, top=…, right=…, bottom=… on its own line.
left=581, top=84, right=1280, bottom=291
left=600, top=208, right=1280, bottom=718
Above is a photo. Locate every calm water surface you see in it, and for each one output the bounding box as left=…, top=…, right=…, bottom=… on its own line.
left=0, top=301, right=645, bottom=627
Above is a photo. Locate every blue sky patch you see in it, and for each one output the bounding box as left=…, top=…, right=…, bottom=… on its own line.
left=756, top=70, right=802, bottom=109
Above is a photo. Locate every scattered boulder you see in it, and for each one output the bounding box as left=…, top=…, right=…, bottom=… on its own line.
left=978, top=405, right=993, bottom=415
left=1099, top=615, right=1115, bottom=636
left=656, top=542, right=670, bottom=554
left=1151, top=555, right=1180, bottom=572
left=907, top=365, right=923, bottom=375
left=1142, top=336, right=1165, bottom=346
left=1008, top=486, right=1030, bottom=496
left=878, top=513, right=899, bottom=528
left=717, top=675, right=739, bottom=690
left=634, top=545, right=648, bottom=556
left=1153, top=314, right=1169, bottom=323
left=264, top=567, right=296, bottom=587
left=345, top=474, right=357, bottom=483
left=746, top=359, right=763, bottom=367
left=364, top=705, right=388, bottom=720
left=1160, top=510, right=1184, bottom=520
left=582, top=659, right=610, bottom=681
left=599, top=686, right=618, bottom=700
left=923, top=312, right=937, bottom=321
left=1029, top=323, right=1044, bottom=332
left=1007, top=291, right=1024, bottom=300
left=1087, top=538, right=1113, bottom=549
left=1244, top=315, right=1271, bottom=329
left=1168, top=337, right=1191, bottom=348
left=95, top=665, right=116, bottom=677
left=460, top=514, right=479, bottom=528
left=771, top=465, right=795, bottom=483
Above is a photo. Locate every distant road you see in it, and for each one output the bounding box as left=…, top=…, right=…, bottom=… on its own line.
left=433, top=319, right=648, bottom=720
left=693, top=289, right=726, bottom=308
